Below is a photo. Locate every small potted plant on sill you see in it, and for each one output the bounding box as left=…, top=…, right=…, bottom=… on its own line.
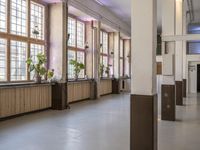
left=99, top=63, right=105, bottom=78
left=105, top=65, right=112, bottom=77
left=47, top=69, right=55, bottom=82
left=69, top=59, right=85, bottom=80
left=26, top=53, right=54, bottom=83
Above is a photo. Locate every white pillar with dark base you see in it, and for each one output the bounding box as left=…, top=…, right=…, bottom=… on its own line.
left=130, top=0, right=157, bottom=150
left=161, top=0, right=176, bottom=121
left=175, top=0, right=184, bottom=105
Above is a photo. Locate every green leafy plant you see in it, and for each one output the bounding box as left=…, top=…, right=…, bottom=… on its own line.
left=47, top=69, right=54, bottom=80
left=69, top=59, right=85, bottom=79
left=26, top=53, right=48, bottom=83
left=105, top=65, right=111, bottom=76
left=99, top=63, right=105, bottom=78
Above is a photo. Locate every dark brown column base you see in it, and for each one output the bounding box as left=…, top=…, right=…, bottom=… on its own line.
left=161, top=84, right=175, bottom=121
left=183, top=79, right=187, bottom=98
left=175, top=81, right=183, bottom=106
left=90, top=80, right=97, bottom=100
left=52, top=82, right=67, bottom=110
left=112, top=78, right=120, bottom=94
left=130, top=94, right=157, bottom=150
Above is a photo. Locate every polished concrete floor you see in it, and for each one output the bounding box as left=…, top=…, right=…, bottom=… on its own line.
left=0, top=93, right=200, bottom=150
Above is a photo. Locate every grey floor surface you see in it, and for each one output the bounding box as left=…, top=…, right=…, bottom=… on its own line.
left=0, top=93, right=200, bottom=150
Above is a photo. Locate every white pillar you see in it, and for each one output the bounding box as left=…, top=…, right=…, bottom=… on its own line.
left=114, top=32, right=120, bottom=78
left=93, top=21, right=101, bottom=98
left=131, top=0, right=157, bottom=149
left=49, top=2, right=67, bottom=82
left=175, top=0, right=183, bottom=82
left=131, top=1, right=157, bottom=95
left=161, top=0, right=177, bottom=120
left=175, top=0, right=184, bottom=104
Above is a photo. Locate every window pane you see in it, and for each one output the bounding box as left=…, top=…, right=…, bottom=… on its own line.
left=77, top=21, right=85, bottom=49
left=188, top=24, right=200, bottom=34
left=68, top=17, right=76, bottom=47
left=77, top=51, right=85, bottom=78
left=187, top=41, right=200, bottom=54
left=0, top=38, right=6, bottom=81
left=0, top=0, right=6, bottom=32
left=31, top=2, right=44, bottom=40
left=103, top=56, right=108, bottom=77
left=102, top=32, right=108, bottom=54
left=100, top=31, right=103, bottom=45
left=68, top=50, right=75, bottom=79
left=120, top=39, right=123, bottom=57
left=30, top=43, right=44, bottom=79
left=109, top=57, right=113, bottom=76
left=10, top=41, right=27, bottom=81
left=11, top=0, right=27, bottom=36
left=120, top=59, right=123, bottom=77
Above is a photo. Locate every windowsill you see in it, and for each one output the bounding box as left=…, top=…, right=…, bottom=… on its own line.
left=0, top=81, right=54, bottom=88
left=68, top=78, right=94, bottom=83
left=119, top=76, right=131, bottom=80
left=100, top=77, right=114, bottom=80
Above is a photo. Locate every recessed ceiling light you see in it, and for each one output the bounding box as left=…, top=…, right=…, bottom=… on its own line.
left=95, top=0, right=104, bottom=6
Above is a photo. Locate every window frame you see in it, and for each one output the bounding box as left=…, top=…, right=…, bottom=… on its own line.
left=120, top=38, right=125, bottom=77
left=0, top=0, right=48, bottom=83
left=100, top=30, right=109, bottom=78
left=67, top=14, right=86, bottom=80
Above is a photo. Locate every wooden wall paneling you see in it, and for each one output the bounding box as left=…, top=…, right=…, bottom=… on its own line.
left=0, top=85, right=52, bottom=118
left=47, top=85, right=52, bottom=108
left=108, top=80, right=112, bottom=93
left=100, top=80, right=112, bottom=95
left=68, top=82, right=92, bottom=103
left=157, top=62, right=162, bottom=75
left=0, top=88, right=15, bottom=117
left=82, top=82, right=90, bottom=99
left=67, top=83, right=74, bottom=103
left=8, top=89, right=16, bottom=117
left=75, top=83, right=83, bottom=101
left=15, top=88, right=25, bottom=114
left=100, top=81, right=103, bottom=95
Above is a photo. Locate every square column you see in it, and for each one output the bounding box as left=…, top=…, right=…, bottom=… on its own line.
left=93, top=21, right=101, bottom=99
left=182, top=1, right=187, bottom=97
left=49, top=2, right=68, bottom=110
left=131, top=0, right=157, bottom=150
left=161, top=0, right=176, bottom=121
left=175, top=0, right=184, bottom=105
left=114, top=32, right=120, bottom=79
left=175, top=41, right=183, bottom=105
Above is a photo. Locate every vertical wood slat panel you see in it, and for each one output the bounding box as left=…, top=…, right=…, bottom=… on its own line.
left=68, top=84, right=74, bottom=103
left=100, top=80, right=112, bottom=95
left=67, top=81, right=91, bottom=103
left=0, top=85, right=52, bottom=118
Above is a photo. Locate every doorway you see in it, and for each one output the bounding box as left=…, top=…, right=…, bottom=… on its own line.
left=197, top=64, right=200, bottom=92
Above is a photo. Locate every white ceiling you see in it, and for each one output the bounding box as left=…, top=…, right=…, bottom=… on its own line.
left=68, top=6, right=96, bottom=22
left=95, top=0, right=200, bottom=32
left=43, top=0, right=200, bottom=32
left=95, top=0, right=162, bottom=31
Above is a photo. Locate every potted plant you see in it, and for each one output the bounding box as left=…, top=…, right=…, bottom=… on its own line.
left=105, top=65, right=112, bottom=77
left=26, top=53, right=48, bottom=83
left=47, top=69, right=54, bottom=82
left=99, top=63, right=105, bottom=78
left=69, top=59, right=85, bottom=80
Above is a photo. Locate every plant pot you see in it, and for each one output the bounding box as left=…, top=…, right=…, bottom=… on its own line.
left=74, top=74, right=78, bottom=81
left=35, top=74, right=42, bottom=83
